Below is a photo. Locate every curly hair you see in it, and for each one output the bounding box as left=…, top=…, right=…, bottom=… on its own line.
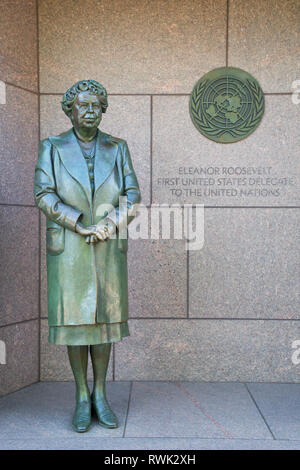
left=61, top=79, right=108, bottom=117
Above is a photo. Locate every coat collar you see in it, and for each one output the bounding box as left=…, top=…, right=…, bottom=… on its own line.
left=49, top=128, right=119, bottom=206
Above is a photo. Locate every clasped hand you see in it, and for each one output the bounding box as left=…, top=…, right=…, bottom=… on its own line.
left=75, top=220, right=116, bottom=244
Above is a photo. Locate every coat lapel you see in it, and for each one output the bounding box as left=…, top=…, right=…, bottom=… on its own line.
left=49, top=128, right=118, bottom=206
left=49, top=129, right=92, bottom=205
left=94, top=130, right=119, bottom=197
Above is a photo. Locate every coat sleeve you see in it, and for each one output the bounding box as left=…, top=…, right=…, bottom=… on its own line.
left=34, top=139, right=83, bottom=231
left=105, top=140, right=141, bottom=229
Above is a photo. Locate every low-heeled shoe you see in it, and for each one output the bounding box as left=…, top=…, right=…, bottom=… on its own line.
left=92, top=398, right=118, bottom=429
left=72, top=400, right=91, bottom=433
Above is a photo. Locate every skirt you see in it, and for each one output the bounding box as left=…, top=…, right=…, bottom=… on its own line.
left=48, top=321, right=130, bottom=345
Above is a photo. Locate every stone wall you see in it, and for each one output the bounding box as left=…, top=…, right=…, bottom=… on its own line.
left=0, top=1, right=39, bottom=395
left=2, top=0, right=299, bottom=388
left=38, top=0, right=300, bottom=382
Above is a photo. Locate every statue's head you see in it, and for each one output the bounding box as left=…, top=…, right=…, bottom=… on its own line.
left=61, top=79, right=108, bottom=131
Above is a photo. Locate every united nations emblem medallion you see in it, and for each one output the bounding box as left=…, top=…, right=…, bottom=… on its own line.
left=189, top=67, right=265, bottom=143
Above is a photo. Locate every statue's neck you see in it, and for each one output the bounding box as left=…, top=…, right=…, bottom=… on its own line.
left=73, top=127, right=98, bottom=143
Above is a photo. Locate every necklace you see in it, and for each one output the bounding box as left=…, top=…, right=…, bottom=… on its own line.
left=82, top=147, right=95, bottom=159
left=79, top=139, right=96, bottom=160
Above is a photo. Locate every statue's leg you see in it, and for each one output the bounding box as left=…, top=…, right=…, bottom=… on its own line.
left=90, top=343, right=118, bottom=428
left=67, top=345, right=91, bottom=432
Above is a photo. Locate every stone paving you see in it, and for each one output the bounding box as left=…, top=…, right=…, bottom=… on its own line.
left=0, top=381, right=299, bottom=450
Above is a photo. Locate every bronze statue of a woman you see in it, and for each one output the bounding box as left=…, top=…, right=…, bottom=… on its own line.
left=34, top=80, right=141, bottom=432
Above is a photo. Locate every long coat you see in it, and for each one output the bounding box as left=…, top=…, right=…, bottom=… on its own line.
left=34, top=128, right=141, bottom=326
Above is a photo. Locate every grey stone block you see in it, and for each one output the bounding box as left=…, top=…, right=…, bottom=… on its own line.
left=0, top=0, right=38, bottom=91
left=40, top=94, right=150, bottom=205
left=0, top=206, right=39, bottom=326
left=0, top=86, right=39, bottom=204
left=0, top=320, right=39, bottom=396
left=40, top=320, right=114, bottom=381
left=1, top=437, right=300, bottom=450
left=0, top=382, right=300, bottom=448
left=152, top=96, right=300, bottom=206
left=228, top=0, right=300, bottom=93
left=247, top=383, right=300, bottom=440
left=38, top=0, right=227, bottom=93
left=0, top=381, right=130, bottom=438
left=115, top=319, right=300, bottom=382
left=125, top=382, right=272, bottom=438
left=128, top=238, right=187, bottom=318
left=189, top=208, right=300, bottom=319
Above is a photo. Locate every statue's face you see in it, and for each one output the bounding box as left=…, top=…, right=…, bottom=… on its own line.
left=71, top=91, right=102, bottom=130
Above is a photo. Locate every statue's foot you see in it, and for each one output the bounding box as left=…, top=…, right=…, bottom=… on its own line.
left=72, top=399, right=91, bottom=433
left=92, top=396, right=118, bottom=429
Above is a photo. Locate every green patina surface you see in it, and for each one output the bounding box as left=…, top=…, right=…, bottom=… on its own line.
left=190, top=67, right=265, bottom=143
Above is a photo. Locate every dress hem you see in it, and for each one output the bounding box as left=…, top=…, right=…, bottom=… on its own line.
left=48, top=321, right=130, bottom=346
